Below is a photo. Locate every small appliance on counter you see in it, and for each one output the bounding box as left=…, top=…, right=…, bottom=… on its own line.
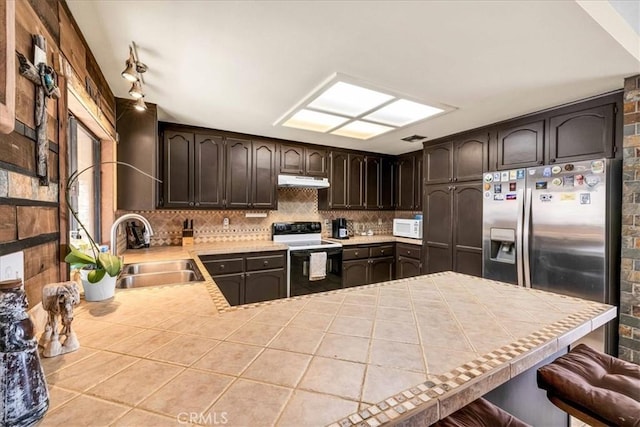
left=393, top=218, right=422, bottom=239
left=332, top=218, right=349, bottom=239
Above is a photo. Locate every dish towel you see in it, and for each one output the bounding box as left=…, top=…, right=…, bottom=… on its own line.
left=309, top=252, right=327, bottom=281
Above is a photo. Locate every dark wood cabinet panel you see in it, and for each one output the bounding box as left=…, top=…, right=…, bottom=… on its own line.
left=225, top=138, right=252, bottom=208
left=454, top=249, right=482, bottom=277
left=195, top=134, right=224, bottom=208
left=454, top=133, right=487, bottom=181
left=343, top=259, right=368, bottom=288
left=348, top=154, right=365, bottom=209
left=548, top=103, right=615, bottom=163
left=425, top=143, right=452, bottom=185
left=397, top=256, right=421, bottom=279
left=252, top=141, right=277, bottom=209
left=163, top=130, right=193, bottom=208
left=396, top=155, right=415, bottom=210
left=424, top=184, right=453, bottom=273
left=305, top=148, right=327, bottom=177
left=452, top=182, right=482, bottom=276
left=212, top=273, right=243, bottom=306
left=415, top=152, right=423, bottom=210
left=370, top=257, right=394, bottom=284
left=244, top=269, right=286, bottom=304
left=324, top=151, right=348, bottom=209
left=280, top=144, right=304, bottom=175
left=381, top=157, right=395, bottom=209
left=365, top=156, right=381, bottom=209
left=496, top=119, right=544, bottom=170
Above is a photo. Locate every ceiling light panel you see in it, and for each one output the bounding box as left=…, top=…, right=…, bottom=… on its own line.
left=364, top=99, right=444, bottom=126
left=331, top=120, right=394, bottom=140
left=308, top=82, right=394, bottom=116
left=282, top=109, right=350, bottom=132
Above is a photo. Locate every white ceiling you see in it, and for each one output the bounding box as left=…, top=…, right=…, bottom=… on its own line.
left=67, top=0, right=639, bottom=155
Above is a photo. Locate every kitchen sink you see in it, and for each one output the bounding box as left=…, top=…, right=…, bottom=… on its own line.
left=117, top=259, right=204, bottom=289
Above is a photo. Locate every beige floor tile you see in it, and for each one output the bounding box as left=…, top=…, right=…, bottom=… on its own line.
left=47, top=351, right=138, bottom=391
left=250, top=307, right=299, bottom=326
left=219, top=307, right=263, bottom=322
left=343, top=294, right=377, bottom=306
left=242, top=348, right=312, bottom=387
left=424, top=347, right=479, bottom=375
left=337, top=304, right=376, bottom=320
left=268, top=326, right=325, bottom=354
left=155, top=314, right=212, bottom=334
left=194, top=341, right=263, bottom=375
left=71, top=318, right=112, bottom=337
left=189, top=317, right=248, bottom=340
left=328, top=316, right=374, bottom=338
left=226, top=321, right=282, bottom=346
left=107, top=329, right=179, bottom=357
left=112, top=409, right=181, bottom=427
left=47, top=385, right=79, bottom=411
left=276, top=390, right=358, bottom=427
left=147, top=335, right=220, bottom=365
left=377, top=295, right=412, bottom=308
left=379, top=288, right=410, bottom=299
left=80, top=324, right=146, bottom=350
left=208, top=379, right=292, bottom=427
left=40, top=346, right=97, bottom=376
left=362, top=365, right=426, bottom=404
left=110, top=310, right=175, bottom=328
left=87, top=359, right=184, bottom=406
left=376, top=306, right=414, bottom=322
left=298, top=357, right=366, bottom=400
left=288, top=311, right=335, bottom=331
left=369, top=340, right=425, bottom=372
left=314, top=293, right=346, bottom=303
left=373, top=319, right=420, bottom=344
left=39, top=394, right=130, bottom=427
left=301, top=300, right=342, bottom=315
left=316, top=333, right=370, bottom=363
left=139, top=369, right=233, bottom=417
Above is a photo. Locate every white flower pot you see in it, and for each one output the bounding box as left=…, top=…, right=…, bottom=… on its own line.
left=79, top=270, right=117, bottom=301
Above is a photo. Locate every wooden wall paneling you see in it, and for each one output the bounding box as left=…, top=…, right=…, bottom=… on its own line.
left=48, top=150, right=58, bottom=181
left=0, top=205, right=18, bottom=243
left=0, top=0, right=16, bottom=134
left=23, top=241, right=58, bottom=280
left=24, top=263, right=58, bottom=308
left=58, top=5, right=86, bottom=81
left=26, top=0, right=59, bottom=42
left=0, top=131, right=36, bottom=170
left=16, top=206, right=58, bottom=239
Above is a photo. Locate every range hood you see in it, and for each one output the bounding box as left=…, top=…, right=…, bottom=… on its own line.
left=277, top=174, right=330, bottom=189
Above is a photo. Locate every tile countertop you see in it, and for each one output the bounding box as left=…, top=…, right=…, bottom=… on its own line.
left=39, top=272, right=615, bottom=427
left=325, top=236, right=422, bottom=246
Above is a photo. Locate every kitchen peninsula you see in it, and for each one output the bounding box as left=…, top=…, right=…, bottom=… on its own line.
left=39, top=250, right=615, bottom=427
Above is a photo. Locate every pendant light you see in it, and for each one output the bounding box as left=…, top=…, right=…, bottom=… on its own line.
left=133, top=97, right=147, bottom=111
left=128, top=80, right=144, bottom=99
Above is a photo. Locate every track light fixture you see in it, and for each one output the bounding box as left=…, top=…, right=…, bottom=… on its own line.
left=128, top=80, right=144, bottom=99
left=133, top=97, right=147, bottom=111
left=120, top=42, right=149, bottom=111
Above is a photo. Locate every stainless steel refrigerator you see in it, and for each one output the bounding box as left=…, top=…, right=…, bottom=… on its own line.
left=482, top=158, right=621, bottom=354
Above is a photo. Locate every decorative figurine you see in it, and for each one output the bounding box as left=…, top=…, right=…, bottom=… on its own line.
left=0, top=279, right=49, bottom=426
left=39, top=281, right=80, bottom=357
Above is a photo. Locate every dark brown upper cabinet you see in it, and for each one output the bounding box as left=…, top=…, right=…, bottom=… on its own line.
left=548, top=103, right=615, bottom=164
left=396, top=154, right=416, bottom=210
left=381, top=156, right=395, bottom=209
left=279, top=144, right=327, bottom=177
left=194, top=134, right=225, bottom=208
left=495, top=119, right=545, bottom=170
left=414, top=152, right=423, bottom=210
left=318, top=151, right=365, bottom=210
left=252, top=140, right=278, bottom=208
left=348, top=154, right=365, bottom=209
left=226, top=138, right=252, bottom=208
left=364, top=155, right=394, bottom=210
left=162, top=130, right=194, bottom=208
left=425, top=133, right=487, bottom=184
left=425, top=143, right=452, bottom=185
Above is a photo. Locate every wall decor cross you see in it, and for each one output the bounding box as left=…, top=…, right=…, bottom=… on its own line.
left=16, top=35, right=60, bottom=186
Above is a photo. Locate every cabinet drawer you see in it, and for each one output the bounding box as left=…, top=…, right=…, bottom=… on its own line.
left=343, top=247, right=369, bottom=260
left=397, top=244, right=421, bottom=260
left=203, top=258, right=244, bottom=275
left=370, top=245, right=395, bottom=258
left=246, top=254, right=285, bottom=271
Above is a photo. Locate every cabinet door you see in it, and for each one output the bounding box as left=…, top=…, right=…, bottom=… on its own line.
left=212, top=273, right=243, bottom=306
left=425, top=143, right=452, bottom=184
left=370, top=257, right=394, bottom=284
left=329, top=151, right=349, bottom=209
left=244, top=269, right=285, bottom=304
left=396, top=257, right=421, bottom=279
left=424, top=184, right=452, bottom=273
left=195, top=134, right=225, bottom=208
left=496, top=119, right=544, bottom=170
left=252, top=140, right=277, bottom=209
left=305, top=148, right=327, bottom=177
left=162, top=130, right=193, bottom=208
left=380, top=157, right=394, bottom=209
left=414, top=152, right=423, bottom=210
left=365, top=156, right=381, bottom=209
left=348, top=154, right=365, bottom=209
left=454, top=133, right=487, bottom=182
left=280, top=144, right=304, bottom=175
left=342, top=260, right=368, bottom=288
left=452, top=182, right=483, bottom=277
left=548, top=104, right=615, bottom=163
left=226, top=138, right=252, bottom=208
left=396, top=156, right=415, bottom=209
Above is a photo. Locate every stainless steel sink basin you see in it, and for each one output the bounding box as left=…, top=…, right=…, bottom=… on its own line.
left=117, top=259, right=204, bottom=289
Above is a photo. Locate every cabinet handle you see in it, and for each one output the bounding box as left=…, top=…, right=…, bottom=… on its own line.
left=381, top=250, right=385, bottom=255
left=447, top=186, right=452, bottom=190
left=550, top=159, right=556, bottom=164
left=448, top=178, right=452, bottom=182
left=538, top=161, right=544, bottom=165
left=188, top=201, right=194, bottom=206
left=195, top=202, right=200, bottom=207
left=354, top=251, right=359, bottom=256
left=453, top=177, right=458, bottom=182
left=407, top=251, right=411, bottom=255
left=452, top=186, right=457, bottom=190
left=263, top=260, right=269, bottom=266
left=220, top=264, right=225, bottom=269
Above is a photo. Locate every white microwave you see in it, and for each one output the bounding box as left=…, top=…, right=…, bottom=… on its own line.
left=393, top=219, right=423, bottom=239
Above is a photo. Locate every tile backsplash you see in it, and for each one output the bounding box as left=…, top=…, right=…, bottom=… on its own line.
left=117, top=188, right=420, bottom=247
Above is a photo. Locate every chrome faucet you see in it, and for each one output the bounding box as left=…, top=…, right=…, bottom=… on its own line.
left=110, top=213, right=154, bottom=256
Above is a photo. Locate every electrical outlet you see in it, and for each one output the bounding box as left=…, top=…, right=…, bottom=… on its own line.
left=223, top=217, right=230, bottom=230
left=324, top=219, right=330, bottom=227
left=0, top=251, right=24, bottom=282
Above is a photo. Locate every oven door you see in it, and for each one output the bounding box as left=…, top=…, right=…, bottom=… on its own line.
left=289, top=248, right=342, bottom=297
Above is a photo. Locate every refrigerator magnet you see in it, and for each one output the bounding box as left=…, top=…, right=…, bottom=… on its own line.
left=551, top=166, right=562, bottom=174
left=580, top=193, right=591, bottom=204
left=493, top=172, right=501, bottom=182
left=509, top=170, right=517, bottom=180
left=551, top=177, right=563, bottom=186
left=484, top=174, right=494, bottom=183
left=540, top=194, right=553, bottom=202
left=535, top=181, right=547, bottom=190
left=484, top=183, right=491, bottom=190
left=585, top=174, right=600, bottom=187
left=506, top=194, right=517, bottom=200
left=563, top=176, right=574, bottom=187
left=517, top=169, right=525, bottom=179
left=494, top=194, right=504, bottom=201
left=494, top=184, right=502, bottom=193
left=591, top=160, right=604, bottom=173
left=501, top=171, right=509, bottom=181
left=543, top=167, right=552, bottom=177
left=564, top=164, right=574, bottom=171
left=575, top=174, right=585, bottom=185
left=509, top=182, right=517, bottom=191
left=484, top=191, right=492, bottom=199
left=560, top=193, right=576, bottom=201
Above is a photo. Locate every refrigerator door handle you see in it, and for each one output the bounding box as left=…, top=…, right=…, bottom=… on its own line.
left=516, top=188, right=524, bottom=287
left=523, top=187, right=532, bottom=288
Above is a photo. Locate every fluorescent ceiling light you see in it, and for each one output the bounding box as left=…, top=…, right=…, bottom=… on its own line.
left=364, top=99, right=444, bottom=126
left=308, top=82, right=393, bottom=116
left=282, top=109, right=349, bottom=132
left=331, top=120, right=394, bottom=140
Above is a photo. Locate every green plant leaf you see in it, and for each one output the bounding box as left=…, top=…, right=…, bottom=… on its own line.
left=87, top=268, right=106, bottom=283
left=97, top=253, right=121, bottom=277
left=64, top=245, right=96, bottom=265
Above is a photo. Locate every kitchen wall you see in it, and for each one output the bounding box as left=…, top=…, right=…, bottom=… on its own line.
left=620, top=74, right=640, bottom=363
left=118, top=188, right=420, bottom=246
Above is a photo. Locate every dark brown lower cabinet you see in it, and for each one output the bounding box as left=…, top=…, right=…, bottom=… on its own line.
left=213, top=273, right=243, bottom=306
left=370, top=257, right=394, bottom=283
left=342, top=260, right=369, bottom=288
left=395, top=243, right=422, bottom=279
left=245, top=269, right=286, bottom=304
left=342, top=244, right=395, bottom=287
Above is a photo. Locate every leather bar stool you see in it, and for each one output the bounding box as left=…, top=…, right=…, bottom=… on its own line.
left=432, top=398, right=531, bottom=427
left=537, top=344, right=640, bottom=427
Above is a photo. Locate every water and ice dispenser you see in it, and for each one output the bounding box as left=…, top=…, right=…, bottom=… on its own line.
left=489, top=228, right=516, bottom=264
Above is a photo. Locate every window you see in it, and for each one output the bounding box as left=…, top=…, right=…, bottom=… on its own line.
left=68, top=115, right=101, bottom=243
